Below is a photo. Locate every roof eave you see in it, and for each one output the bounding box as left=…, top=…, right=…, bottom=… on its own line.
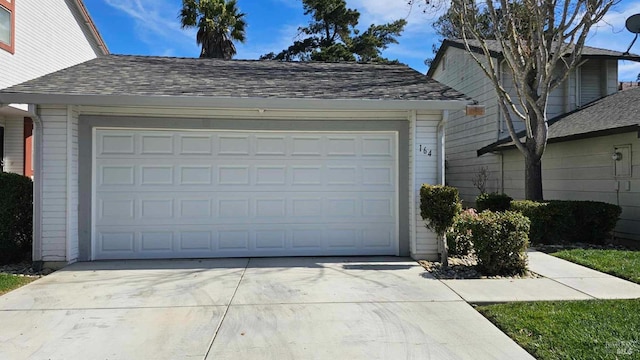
left=443, top=40, right=640, bottom=63
left=479, top=125, right=640, bottom=154
left=0, top=93, right=472, bottom=111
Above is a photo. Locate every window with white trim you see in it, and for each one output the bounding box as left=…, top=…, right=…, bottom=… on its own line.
left=0, top=0, right=14, bottom=53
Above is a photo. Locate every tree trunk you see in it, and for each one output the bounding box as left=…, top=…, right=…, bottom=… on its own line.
left=524, top=153, right=543, bottom=201
left=440, top=234, right=449, bottom=267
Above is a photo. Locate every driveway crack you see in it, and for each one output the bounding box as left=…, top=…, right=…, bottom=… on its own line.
left=203, top=257, right=250, bottom=359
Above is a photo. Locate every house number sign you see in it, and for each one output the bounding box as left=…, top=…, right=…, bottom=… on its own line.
left=418, top=145, right=433, bottom=156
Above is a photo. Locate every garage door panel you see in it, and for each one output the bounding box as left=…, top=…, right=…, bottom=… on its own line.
left=97, top=132, right=395, bottom=159
left=96, top=163, right=394, bottom=191
left=95, top=224, right=398, bottom=258
left=93, top=129, right=398, bottom=260
left=97, top=193, right=395, bottom=225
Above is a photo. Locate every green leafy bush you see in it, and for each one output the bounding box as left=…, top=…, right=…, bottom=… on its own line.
left=420, top=184, right=462, bottom=237
left=470, top=211, right=530, bottom=276
left=447, top=209, right=477, bottom=256
left=511, top=200, right=621, bottom=245
left=0, top=173, right=33, bottom=264
left=476, top=192, right=512, bottom=212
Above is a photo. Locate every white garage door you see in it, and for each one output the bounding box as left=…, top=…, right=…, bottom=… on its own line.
left=93, top=128, right=398, bottom=260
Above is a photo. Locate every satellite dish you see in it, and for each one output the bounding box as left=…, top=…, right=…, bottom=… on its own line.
left=624, top=14, right=640, bottom=55
left=626, top=14, right=640, bottom=33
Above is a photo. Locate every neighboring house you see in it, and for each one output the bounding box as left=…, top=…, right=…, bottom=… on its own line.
left=0, top=56, right=471, bottom=266
left=429, top=39, right=640, bottom=244
left=0, top=0, right=108, bottom=176
left=480, top=87, right=640, bottom=244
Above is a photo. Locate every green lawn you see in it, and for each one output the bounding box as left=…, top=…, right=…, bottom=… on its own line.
left=0, top=273, right=36, bottom=296
left=552, top=249, right=640, bottom=284
left=478, top=300, right=640, bottom=360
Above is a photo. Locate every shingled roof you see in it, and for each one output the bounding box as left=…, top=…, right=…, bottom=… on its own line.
left=427, top=39, right=640, bottom=77
left=0, top=55, right=468, bottom=104
left=478, top=87, right=640, bottom=155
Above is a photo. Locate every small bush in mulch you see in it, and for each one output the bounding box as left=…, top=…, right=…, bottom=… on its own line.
left=470, top=210, right=530, bottom=276
left=447, top=209, right=477, bottom=257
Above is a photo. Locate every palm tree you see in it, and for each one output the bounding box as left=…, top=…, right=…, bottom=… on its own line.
left=180, top=0, right=247, bottom=59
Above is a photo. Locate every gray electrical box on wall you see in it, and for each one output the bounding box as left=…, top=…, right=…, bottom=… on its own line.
left=613, top=144, right=631, bottom=178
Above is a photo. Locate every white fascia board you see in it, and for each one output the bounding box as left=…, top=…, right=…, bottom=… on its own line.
left=0, top=94, right=472, bottom=111
left=0, top=103, right=31, bottom=117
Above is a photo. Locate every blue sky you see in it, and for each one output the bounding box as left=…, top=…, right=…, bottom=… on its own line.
left=84, top=0, right=640, bottom=80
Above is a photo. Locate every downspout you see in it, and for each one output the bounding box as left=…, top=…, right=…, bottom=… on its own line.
left=497, top=59, right=505, bottom=193
left=410, top=110, right=417, bottom=258
left=27, top=105, right=43, bottom=269
left=438, top=110, right=449, bottom=186
left=66, top=106, right=74, bottom=264
left=437, top=110, right=449, bottom=264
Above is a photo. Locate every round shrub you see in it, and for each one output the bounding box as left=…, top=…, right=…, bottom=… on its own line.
left=0, top=172, right=33, bottom=264
left=476, top=192, right=513, bottom=212
left=470, top=210, right=530, bottom=276
left=419, top=184, right=462, bottom=237
left=447, top=209, right=477, bottom=256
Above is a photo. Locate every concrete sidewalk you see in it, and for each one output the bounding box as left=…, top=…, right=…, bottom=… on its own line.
left=442, top=250, right=640, bottom=303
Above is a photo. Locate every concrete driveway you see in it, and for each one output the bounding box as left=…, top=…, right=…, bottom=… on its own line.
left=0, top=257, right=533, bottom=360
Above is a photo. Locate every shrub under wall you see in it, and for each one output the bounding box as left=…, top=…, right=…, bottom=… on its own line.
left=476, top=192, right=513, bottom=212
left=511, top=200, right=621, bottom=245
left=0, top=172, right=33, bottom=264
left=470, top=211, right=530, bottom=276
left=419, top=184, right=462, bottom=238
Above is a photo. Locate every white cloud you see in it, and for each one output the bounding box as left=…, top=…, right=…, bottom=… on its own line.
left=586, top=2, right=640, bottom=80
left=236, top=23, right=302, bottom=60
left=348, top=0, right=443, bottom=35
left=588, top=2, right=640, bottom=52
left=102, top=0, right=198, bottom=55
left=619, top=61, right=640, bottom=81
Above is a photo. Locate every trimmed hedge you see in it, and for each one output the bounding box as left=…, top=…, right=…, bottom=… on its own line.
left=511, top=200, right=621, bottom=245
left=447, top=209, right=476, bottom=256
left=470, top=211, right=530, bottom=276
left=476, top=192, right=513, bottom=212
left=0, top=173, right=33, bottom=264
left=420, top=184, right=462, bottom=237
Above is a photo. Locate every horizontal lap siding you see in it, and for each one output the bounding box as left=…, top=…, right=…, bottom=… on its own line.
left=414, top=111, right=441, bottom=257
left=69, top=107, right=79, bottom=261
left=0, top=0, right=100, bottom=90
left=2, top=117, right=24, bottom=175
left=432, top=47, right=502, bottom=204
left=502, top=133, right=640, bottom=243
left=40, top=106, right=72, bottom=262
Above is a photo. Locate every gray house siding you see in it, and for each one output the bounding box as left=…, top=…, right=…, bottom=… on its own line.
left=502, top=132, right=640, bottom=243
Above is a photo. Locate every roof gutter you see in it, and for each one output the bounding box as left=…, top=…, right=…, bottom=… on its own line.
left=0, top=93, right=472, bottom=111
left=73, top=0, right=109, bottom=55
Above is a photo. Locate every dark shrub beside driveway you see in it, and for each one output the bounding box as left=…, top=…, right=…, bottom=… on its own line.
left=0, top=172, right=33, bottom=264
